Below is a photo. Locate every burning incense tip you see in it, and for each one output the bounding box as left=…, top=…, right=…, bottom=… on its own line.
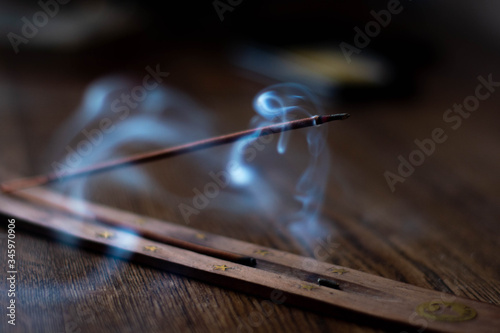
left=317, top=113, right=350, bottom=124
left=1, top=113, right=349, bottom=193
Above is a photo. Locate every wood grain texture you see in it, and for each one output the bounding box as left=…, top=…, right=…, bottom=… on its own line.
left=0, top=40, right=499, bottom=333
left=0, top=189, right=499, bottom=332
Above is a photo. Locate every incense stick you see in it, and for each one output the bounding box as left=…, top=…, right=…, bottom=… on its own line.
left=0, top=113, right=349, bottom=193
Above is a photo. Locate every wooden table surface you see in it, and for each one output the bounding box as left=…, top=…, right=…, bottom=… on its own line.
left=0, top=39, right=499, bottom=333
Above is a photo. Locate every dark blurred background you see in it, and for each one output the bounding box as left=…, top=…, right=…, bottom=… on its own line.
left=1, top=0, right=500, bottom=175
left=1, top=0, right=499, bottom=103
left=1, top=0, right=499, bottom=176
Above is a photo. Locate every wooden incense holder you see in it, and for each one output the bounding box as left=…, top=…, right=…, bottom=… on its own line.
left=0, top=187, right=499, bottom=332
